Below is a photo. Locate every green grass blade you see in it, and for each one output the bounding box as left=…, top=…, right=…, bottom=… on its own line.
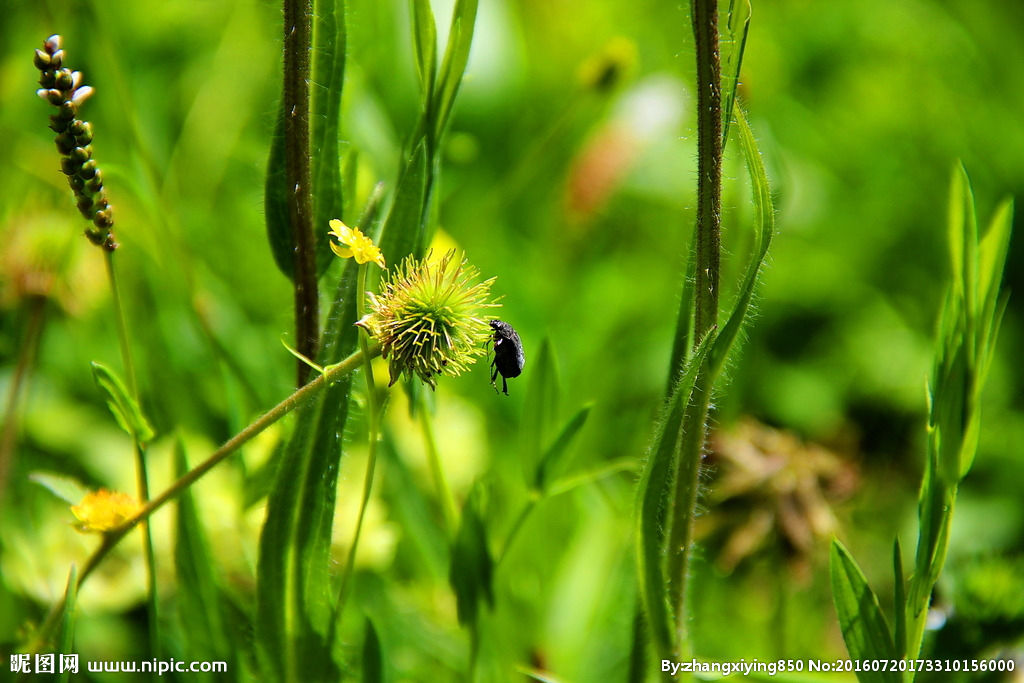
left=433, top=0, right=479, bottom=138
left=256, top=259, right=360, bottom=681
left=29, top=471, right=87, bottom=505
left=635, top=331, right=714, bottom=655
left=892, top=538, right=906, bottom=660
left=56, top=565, right=78, bottom=683
left=377, top=140, right=429, bottom=266
left=534, top=404, right=591, bottom=492
left=947, top=163, right=978, bottom=329
left=265, top=112, right=295, bottom=280
left=978, top=198, right=1012, bottom=324
left=362, top=617, right=384, bottom=683
left=449, top=484, right=494, bottom=627
left=830, top=540, right=899, bottom=683
left=90, top=361, right=155, bottom=444
left=720, top=0, right=751, bottom=148
left=522, top=338, right=561, bottom=483
left=173, top=439, right=237, bottom=678
left=310, top=0, right=347, bottom=277
left=411, top=0, right=438, bottom=108
left=665, top=229, right=697, bottom=398
left=707, top=105, right=773, bottom=377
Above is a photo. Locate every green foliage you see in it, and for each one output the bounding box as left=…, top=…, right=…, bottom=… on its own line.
left=829, top=541, right=898, bottom=682
left=449, top=485, right=494, bottom=628
left=90, top=361, right=154, bottom=444
left=3, top=0, right=1023, bottom=680
left=831, top=167, right=1013, bottom=680
left=255, top=260, right=360, bottom=681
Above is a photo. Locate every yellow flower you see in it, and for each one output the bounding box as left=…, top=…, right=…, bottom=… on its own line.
left=70, top=489, right=141, bottom=533
left=328, top=219, right=385, bottom=269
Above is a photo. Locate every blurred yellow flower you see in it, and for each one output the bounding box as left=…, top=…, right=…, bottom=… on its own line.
left=328, top=219, right=385, bottom=269
left=70, top=489, right=141, bottom=533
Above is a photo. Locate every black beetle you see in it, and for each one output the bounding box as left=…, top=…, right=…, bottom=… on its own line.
left=488, top=319, right=525, bottom=395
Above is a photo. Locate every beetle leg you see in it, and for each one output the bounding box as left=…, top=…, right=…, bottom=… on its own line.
left=502, top=376, right=509, bottom=395
left=490, top=363, right=499, bottom=393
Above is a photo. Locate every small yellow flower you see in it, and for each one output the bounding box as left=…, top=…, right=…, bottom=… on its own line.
left=70, top=489, right=141, bottom=533
left=328, top=219, right=385, bottom=269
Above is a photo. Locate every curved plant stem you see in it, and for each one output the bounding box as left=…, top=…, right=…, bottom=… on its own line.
left=27, top=344, right=376, bottom=655
left=283, top=0, right=319, bottom=386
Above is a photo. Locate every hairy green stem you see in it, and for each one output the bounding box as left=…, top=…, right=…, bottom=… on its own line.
left=692, top=0, right=722, bottom=340
left=284, top=0, right=319, bottom=385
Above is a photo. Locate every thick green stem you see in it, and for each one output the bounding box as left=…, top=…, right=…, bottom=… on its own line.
left=692, top=0, right=723, bottom=340
left=284, top=0, right=319, bottom=385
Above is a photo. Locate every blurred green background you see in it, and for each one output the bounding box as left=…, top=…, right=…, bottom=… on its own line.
left=1, top=0, right=1022, bottom=679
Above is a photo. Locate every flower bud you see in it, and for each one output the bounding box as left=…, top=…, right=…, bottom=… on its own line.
left=76, top=195, right=94, bottom=215
left=93, top=208, right=114, bottom=229
left=61, top=157, right=81, bottom=175
left=34, top=49, right=51, bottom=70
left=71, top=86, right=94, bottom=105
left=54, top=132, right=76, bottom=154
left=79, top=160, right=98, bottom=179
left=44, top=35, right=62, bottom=53
left=46, top=89, right=64, bottom=105
left=49, top=50, right=64, bottom=68
left=69, top=146, right=91, bottom=164
left=55, top=69, right=73, bottom=90
left=58, top=101, right=76, bottom=120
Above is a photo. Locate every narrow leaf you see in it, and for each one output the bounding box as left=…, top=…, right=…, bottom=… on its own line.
left=521, top=338, right=560, bottom=481
left=706, top=105, right=773, bottom=377
left=29, top=471, right=87, bottom=505
left=310, top=0, right=347, bottom=277
left=56, top=565, right=78, bottom=683
left=892, top=538, right=906, bottom=660
left=720, top=0, right=751, bottom=148
left=265, top=112, right=294, bottom=280
left=411, top=0, right=438, bottom=103
left=432, top=0, right=479, bottom=137
left=376, top=140, right=428, bottom=267
left=361, top=617, right=384, bottom=683
left=256, top=258, right=360, bottom=681
left=535, top=404, right=591, bottom=492
left=635, top=331, right=714, bottom=654
left=830, top=540, right=899, bottom=683
left=449, top=485, right=494, bottom=627
left=174, top=440, right=236, bottom=675
left=665, top=228, right=698, bottom=398
left=545, top=457, right=636, bottom=498
left=90, top=361, right=154, bottom=443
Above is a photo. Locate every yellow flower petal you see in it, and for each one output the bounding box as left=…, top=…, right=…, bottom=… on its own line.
left=327, top=218, right=385, bottom=268
left=70, top=489, right=141, bottom=533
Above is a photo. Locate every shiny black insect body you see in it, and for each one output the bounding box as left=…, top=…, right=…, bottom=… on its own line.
left=488, top=319, right=525, bottom=395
